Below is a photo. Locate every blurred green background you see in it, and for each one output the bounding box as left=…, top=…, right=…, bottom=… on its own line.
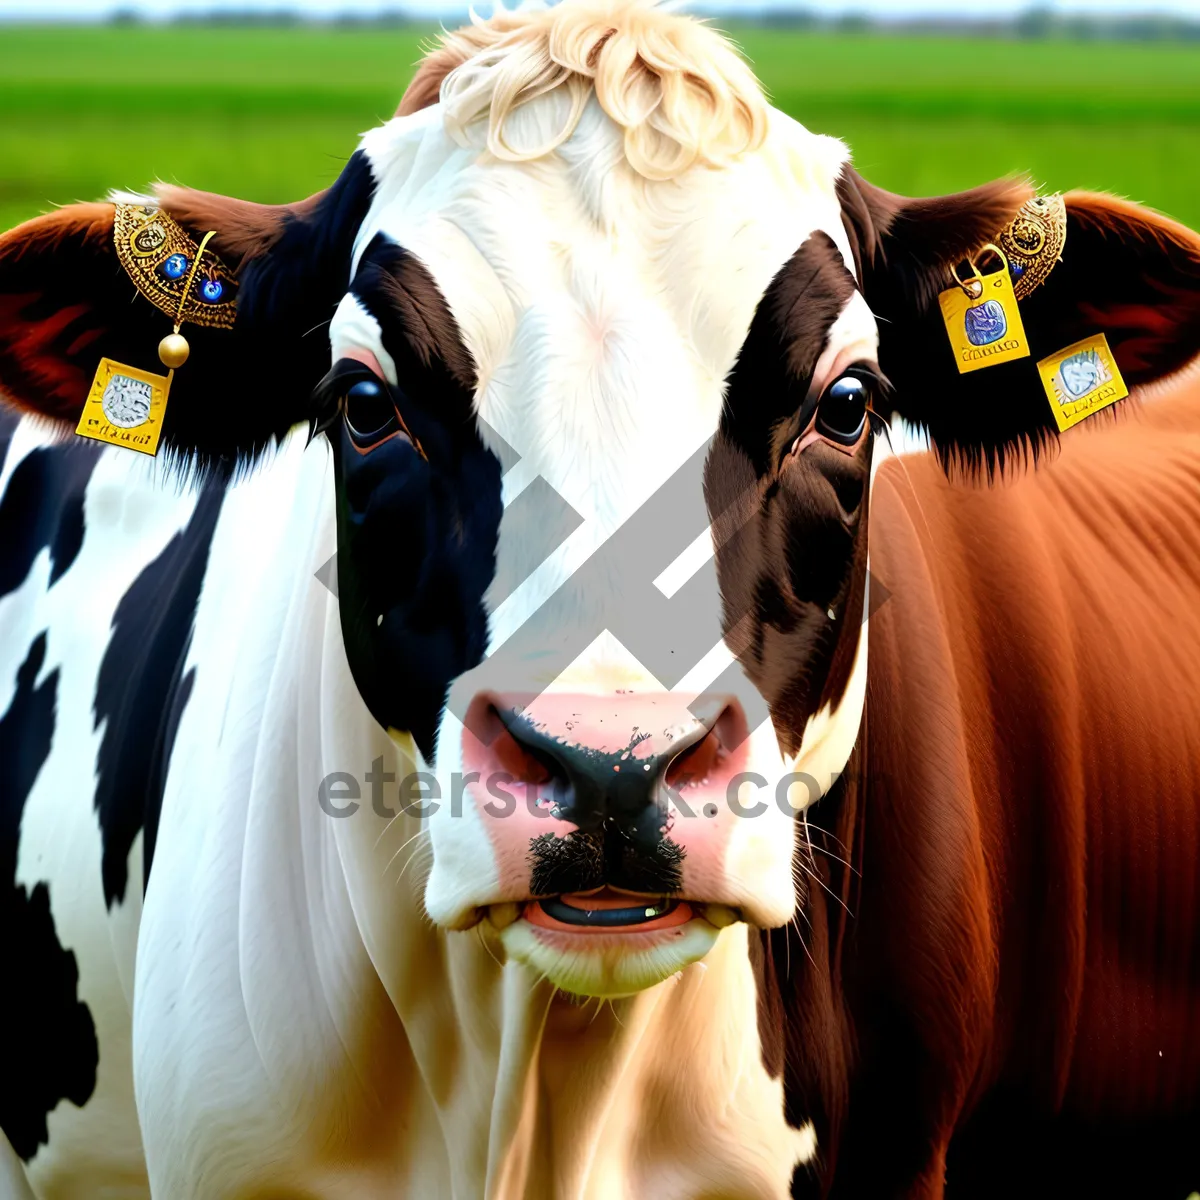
left=1, top=23, right=1199, bottom=233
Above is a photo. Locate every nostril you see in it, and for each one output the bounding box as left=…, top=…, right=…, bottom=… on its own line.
left=664, top=701, right=749, bottom=788
left=461, top=695, right=563, bottom=785
left=492, top=720, right=556, bottom=786
left=665, top=729, right=724, bottom=789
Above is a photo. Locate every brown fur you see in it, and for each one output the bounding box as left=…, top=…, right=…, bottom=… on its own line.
left=766, top=375, right=1200, bottom=1198
left=397, top=43, right=474, bottom=117
left=155, top=185, right=326, bottom=270
left=1057, top=190, right=1200, bottom=383
left=0, top=150, right=378, bottom=468
left=395, top=10, right=541, bottom=118
left=707, top=232, right=872, bottom=756
left=838, top=168, right=1034, bottom=311
left=0, top=204, right=123, bottom=421
left=374, top=251, right=476, bottom=391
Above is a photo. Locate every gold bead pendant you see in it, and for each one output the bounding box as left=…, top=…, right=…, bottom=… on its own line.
left=158, top=332, right=191, bottom=369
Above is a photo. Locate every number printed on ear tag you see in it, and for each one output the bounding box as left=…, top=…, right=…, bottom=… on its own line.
left=938, top=245, right=1031, bottom=375
left=75, top=357, right=170, bottom=456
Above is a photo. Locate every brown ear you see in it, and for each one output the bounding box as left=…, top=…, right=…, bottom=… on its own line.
left=0, top=152, right=376, bottom=470
left=839, top=168, right=1036, bottom=311
left=840, top=166, right=1200, bottom=476
left=1039, top=191, right=1200, bottom=384
left=0, top=203, right=128, bottom=426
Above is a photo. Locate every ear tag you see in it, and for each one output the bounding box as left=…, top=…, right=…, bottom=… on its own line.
left=1038, top=333, right=1128, bottom=432
left=76, top=359, right=171, bottom=457
left=77, top=222, right=221, bottom=457
left=938, top=244, right=1031, bottom=375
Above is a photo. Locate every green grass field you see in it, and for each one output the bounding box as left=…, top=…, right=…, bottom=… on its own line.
left=1, top=23, right=1199, bottom=234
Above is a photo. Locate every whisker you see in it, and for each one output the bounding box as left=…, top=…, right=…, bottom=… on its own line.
left=795, top=857, right=853, bottom=918
left=789, top=911, right=817, bottom=973
left=475, top=922, right=504, bottom=969
left=383, top=826, right=431, bottom=877
left=805, top=840, right=861, bottom=877
left=804, top=819, right=854, bottom=859
left=795, top=814, right=854, bottom=917
left=395, top=836, right=434, bottom=890
left=607, top=998, right=626, bottom=1029
left=374, top=804, right=412, bottom=850
left=803, top=812, right=861, bottom=877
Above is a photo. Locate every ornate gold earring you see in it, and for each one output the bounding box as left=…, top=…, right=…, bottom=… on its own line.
left=76, top=204, right=235, bottom=456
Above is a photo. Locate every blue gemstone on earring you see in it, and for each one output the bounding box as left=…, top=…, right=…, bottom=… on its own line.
left=200, top=279, right=224, bottom=303
left=964, top=299, right=1008, bottom=346
left=161, top=253, right=189, bottom=280
left=1010, top=262, right=1025, bottom=279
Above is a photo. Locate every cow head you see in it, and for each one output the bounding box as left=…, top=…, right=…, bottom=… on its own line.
left=2, top=1, right=1198, bottom=998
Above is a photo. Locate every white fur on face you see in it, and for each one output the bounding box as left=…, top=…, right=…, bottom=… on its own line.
left=348, top=97, right=877, bottom=988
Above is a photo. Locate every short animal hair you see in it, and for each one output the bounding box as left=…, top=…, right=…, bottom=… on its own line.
left=398, top=0, right=769, bottom=181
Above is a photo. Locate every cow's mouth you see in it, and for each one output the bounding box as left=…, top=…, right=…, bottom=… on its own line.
left=483, top=888, right=741, bottom=996
left=485, top=886, right=740, bottom=937
left=526, top=887, right=694, bottom=931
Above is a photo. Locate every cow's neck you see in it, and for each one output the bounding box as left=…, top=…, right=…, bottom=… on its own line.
left=331, top=791, right=814, bottom=1196
left=478, top=925, right=814, bottom=1199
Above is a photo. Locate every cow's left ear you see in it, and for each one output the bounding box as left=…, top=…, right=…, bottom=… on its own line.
left=0, top=152, right=375, bottom=469
left=839, top=165, right=1200, bottom=474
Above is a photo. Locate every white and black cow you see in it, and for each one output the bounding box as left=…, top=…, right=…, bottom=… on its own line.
left=3, top=3, right=1200, bottom=1197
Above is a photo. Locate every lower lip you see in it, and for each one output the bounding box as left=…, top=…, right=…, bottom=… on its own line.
left=523, top=897, right=695, bottom=934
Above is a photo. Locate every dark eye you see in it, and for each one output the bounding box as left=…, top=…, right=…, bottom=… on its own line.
left=816, top=374, right=869, bottom=445
left=343, top=379, right=397, bottom=442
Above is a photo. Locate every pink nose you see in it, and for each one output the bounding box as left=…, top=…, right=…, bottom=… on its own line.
left=461, top=692, right=751, bottom=898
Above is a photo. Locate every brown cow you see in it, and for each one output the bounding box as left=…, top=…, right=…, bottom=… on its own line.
left=756, top=375, right=1200, bottom=1197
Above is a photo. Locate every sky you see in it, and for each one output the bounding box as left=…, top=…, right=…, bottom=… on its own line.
left=3, top=0, right=1200, bottom=20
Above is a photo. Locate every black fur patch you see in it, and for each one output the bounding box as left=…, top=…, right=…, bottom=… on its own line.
left=329, top=241, right=502, bottom=758
left=0, top=439, right=102, bottom=600
left=93, top=479, right=224, bottom=908
left=0, top=634, right=98, bottom=1161
left=154, top=149, right=378, bottom=477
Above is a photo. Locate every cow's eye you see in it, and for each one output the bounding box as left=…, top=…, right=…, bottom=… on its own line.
left=816, top=374, right=869, bottom=445
left=343, top=379, right=398, bottom=442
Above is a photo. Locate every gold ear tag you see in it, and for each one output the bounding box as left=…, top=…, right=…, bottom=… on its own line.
left=938, top=244, right=1031, bottom=375
left=1038, top=334, right=1128, bottom=433
left=77, top=218, right=222, bottom=457
left=76, top=358, right=171, bottom=457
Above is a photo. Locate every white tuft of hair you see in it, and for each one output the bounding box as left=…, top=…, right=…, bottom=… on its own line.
left=431, top=0, right=769, bottom=181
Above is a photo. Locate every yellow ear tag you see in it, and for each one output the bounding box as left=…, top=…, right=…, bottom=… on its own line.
left=1037, top=333, right=1128, bottom=432
left=77, top=221, right=220, bottom=457
left=938, top=244, right=1031, bottom=375
left=76, top=358, right=171, bottom=457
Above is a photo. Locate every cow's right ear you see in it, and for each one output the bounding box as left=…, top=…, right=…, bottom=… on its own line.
left=0, top=151, right=375, bottom=469
left=839, top=164, right=1200, bottom=476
